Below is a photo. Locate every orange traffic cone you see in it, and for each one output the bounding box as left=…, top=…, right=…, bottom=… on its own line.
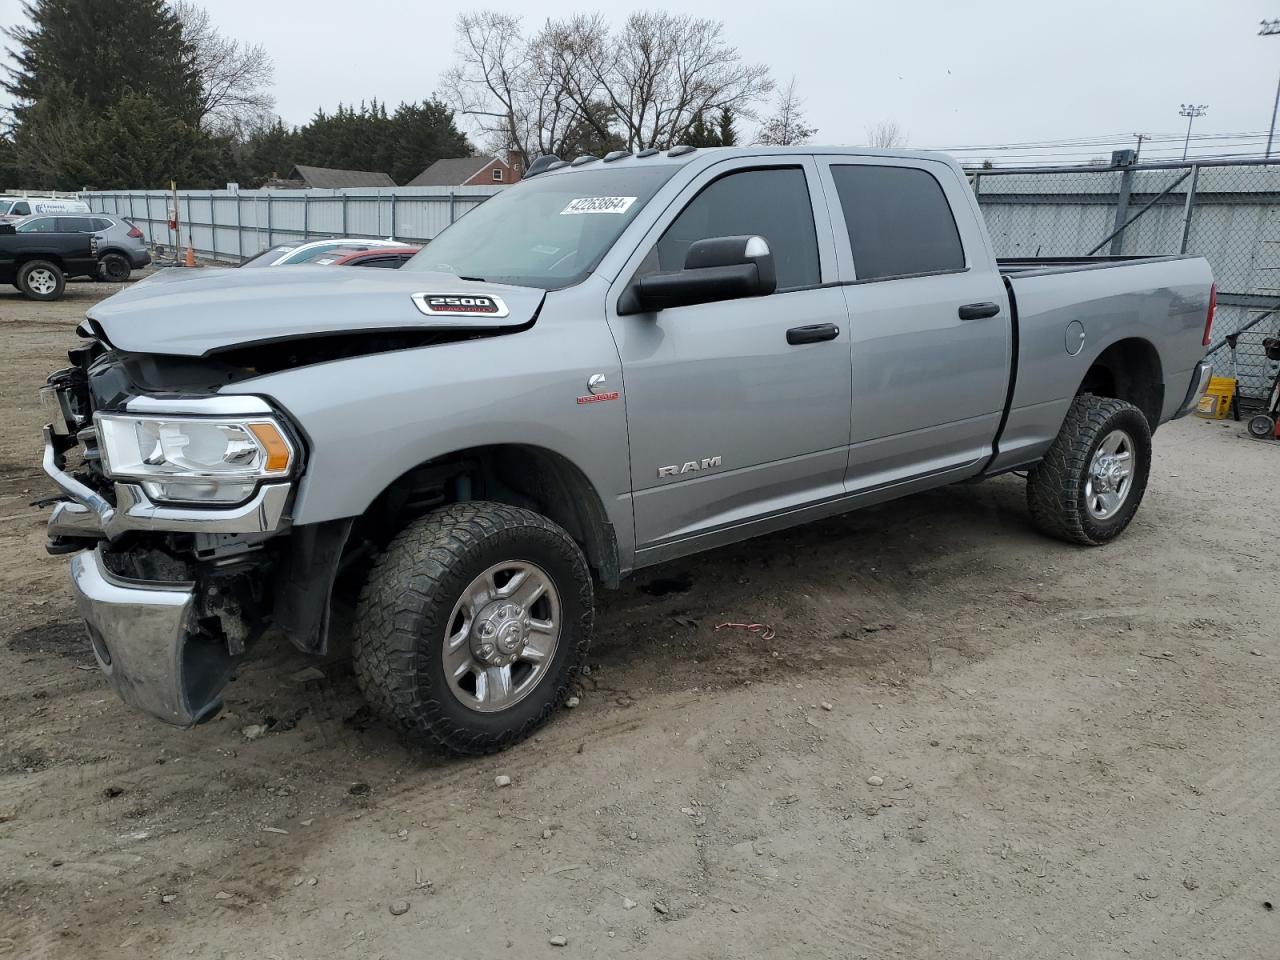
left=185, top=246, right=195, bottom=267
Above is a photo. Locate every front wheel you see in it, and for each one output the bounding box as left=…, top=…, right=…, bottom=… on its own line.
left=1027, top=395, right=1152, bottom=545
left=352, top=502, right=593, bottom=754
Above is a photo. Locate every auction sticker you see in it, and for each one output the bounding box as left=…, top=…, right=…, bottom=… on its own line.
left=561, top=196, right=637, bottom=215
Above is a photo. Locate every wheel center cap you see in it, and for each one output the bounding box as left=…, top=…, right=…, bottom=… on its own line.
left=471, top=601, right=530, bottom=665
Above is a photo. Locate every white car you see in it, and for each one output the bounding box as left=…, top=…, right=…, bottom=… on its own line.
left=239, top=238, right=407, bottom=268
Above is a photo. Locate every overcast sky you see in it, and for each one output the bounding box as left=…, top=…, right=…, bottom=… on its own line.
left=4, top=0, right=1280, bottom=164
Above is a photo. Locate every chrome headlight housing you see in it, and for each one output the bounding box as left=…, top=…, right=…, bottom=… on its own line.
left=96, top=412, right=295, bottom=505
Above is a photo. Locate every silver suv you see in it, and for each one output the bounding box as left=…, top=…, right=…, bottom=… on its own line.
left=15, top=214, right=151, bottom=281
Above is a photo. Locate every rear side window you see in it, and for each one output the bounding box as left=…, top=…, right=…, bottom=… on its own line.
left=58, top=217, right=95, bottom=232
left=650, top=167, right=821, bottom=291
left=830, top=165, right=965, bottom=281
left=93, top=218, right=113, bottom=231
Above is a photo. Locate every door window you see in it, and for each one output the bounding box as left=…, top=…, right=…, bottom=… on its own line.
left=643, top=167, right=821, bottom=291
left=17, top=217, right=57, bottom=233
left=830, top=165, right=965, bottom=281
left=57, top=217, right=96, bottom=232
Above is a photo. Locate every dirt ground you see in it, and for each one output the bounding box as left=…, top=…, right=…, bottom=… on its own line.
left=1, top=280, right=1277, bottom=960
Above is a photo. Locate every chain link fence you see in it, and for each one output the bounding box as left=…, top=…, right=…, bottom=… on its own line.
left=972, top=158, right=1280, bottom=406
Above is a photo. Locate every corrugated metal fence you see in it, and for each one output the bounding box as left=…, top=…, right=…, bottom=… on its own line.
left=972, top=157, right=1280, bottom=402
left=79, top=185, right=502, bottom=263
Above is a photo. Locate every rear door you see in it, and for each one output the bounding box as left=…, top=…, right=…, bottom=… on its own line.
left=817, top=158, right=1010, bottom=491
left=606, top=156, right=853, bottom=559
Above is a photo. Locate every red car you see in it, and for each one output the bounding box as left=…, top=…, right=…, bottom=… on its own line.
left=315, top=245, right=422, bottom=268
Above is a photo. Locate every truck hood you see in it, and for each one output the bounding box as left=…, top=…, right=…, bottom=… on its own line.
left=85, top=266, right=546, bottom=357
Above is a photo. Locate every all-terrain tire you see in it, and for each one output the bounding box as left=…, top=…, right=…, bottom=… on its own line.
left=352, top=502, right=593, bottom=755
left=16, top=260, right=66, bottom=301
left=1027, top=394, right=1152, bottom=546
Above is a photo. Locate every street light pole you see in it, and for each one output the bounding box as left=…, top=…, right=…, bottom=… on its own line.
left=1261, top=19, right=1280, bottom=157
left=1179, top=104, right=1208, bottom=161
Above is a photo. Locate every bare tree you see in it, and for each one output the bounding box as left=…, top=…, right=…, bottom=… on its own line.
left=865, top=119, right=907, bottom=148
left=441, top=13, right=590, bottom=166
left=755, top=76, right=815, bottom=146
left=173, top=1, right=275, bottom=134
left=583, top=12, right=772, bottom=150
left=442, top=11, right=772, bottom=161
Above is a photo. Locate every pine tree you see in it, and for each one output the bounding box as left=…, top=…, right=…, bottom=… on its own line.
left=3, top=0, right=201, bottom=123
left=717, top=107, right=738, bottom=147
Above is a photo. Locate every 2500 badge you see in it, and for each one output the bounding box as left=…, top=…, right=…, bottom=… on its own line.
left=412, top=293, right=510, bottom=318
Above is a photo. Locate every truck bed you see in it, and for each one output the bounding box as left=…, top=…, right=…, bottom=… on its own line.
left=987, top=254, right=1215, bottom=474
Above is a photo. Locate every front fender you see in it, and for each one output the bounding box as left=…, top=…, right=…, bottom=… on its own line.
left=222, top=286, right=634, bottom=567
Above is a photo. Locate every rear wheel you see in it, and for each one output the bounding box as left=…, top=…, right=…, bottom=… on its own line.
left=352, top=502, right=592, bottom=754
left=1027, top=394, right=1152, bottom=545
left=16, top=260, right=65, bottom=301
left=99, top=252, right=131, bottom=282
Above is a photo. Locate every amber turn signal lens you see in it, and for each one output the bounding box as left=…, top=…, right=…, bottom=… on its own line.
left=248, top=421, right=293, bottom=474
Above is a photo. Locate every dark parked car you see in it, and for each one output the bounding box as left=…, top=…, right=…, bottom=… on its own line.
left=0, top=222, right=98, bottom=300
left=15, top=214, right=151, bottom=281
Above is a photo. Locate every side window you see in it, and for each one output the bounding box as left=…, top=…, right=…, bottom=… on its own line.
left=830, top=165, right=965, bottom=281
left=93, top=218, right=113, bottom=231
left=18, top=217, right=56, bottom=233
left=647, top=167, right=821, bottom=292
left=12, top=201, right=30, bottom=216
left=58, top=217, right=95, bottom=232
left=492, top=168, right=503, bottom=182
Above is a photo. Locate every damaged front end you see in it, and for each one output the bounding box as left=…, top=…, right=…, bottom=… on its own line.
left=42, top=341, right=301, bottom=726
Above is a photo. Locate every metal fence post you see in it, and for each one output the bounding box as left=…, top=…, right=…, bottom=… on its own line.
left=341, top=193, right=348, bottom=234
left=235, top=192, right=243, bottom=259
left=266, top=193, right=273, bottom=247
left=449, top=191, right=456, bottom=224
left=971, top=172, right=982, bottom=201
left=1109, top=167, right=1133, bottom=256
left=390, top=193, right=397, bottom=239
left=302, top=193, right=309, bottom=239
left=1179, top=165, right=1201, bottom=254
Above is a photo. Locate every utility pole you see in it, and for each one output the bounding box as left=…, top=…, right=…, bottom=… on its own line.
left=1261, top=19, right=1280, bottom=157
left=1179, top=104, right=1208, bottom=161
left=1133, top=132, right=1147, bottom=162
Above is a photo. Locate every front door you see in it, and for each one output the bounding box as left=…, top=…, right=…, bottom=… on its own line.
left=605, top=157, right=853, bottom=559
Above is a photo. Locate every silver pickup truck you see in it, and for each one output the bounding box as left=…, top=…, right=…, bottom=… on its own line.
left=39, top=146, right=1216, bottom=753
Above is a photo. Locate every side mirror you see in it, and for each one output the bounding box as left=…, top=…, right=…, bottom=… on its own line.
left=619, top=235, right=776, bottom=314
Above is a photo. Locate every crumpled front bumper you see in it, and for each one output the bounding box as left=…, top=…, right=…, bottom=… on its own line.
left=70, top=547, right=238, bottom=726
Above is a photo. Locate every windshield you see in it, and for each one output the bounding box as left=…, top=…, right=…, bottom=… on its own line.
left=403, top=165, right=675, bottom=290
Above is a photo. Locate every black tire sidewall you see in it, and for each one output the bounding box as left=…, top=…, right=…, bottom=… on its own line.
left=354, top=504, right=594, bottom=753
left=1076, top=407, right=1152, bottom=544
left=17, top=261, right=64, bottom=301
left=100, top=253, right=131, bottom=282
left=1248, top=415, right=1275, bottom=439
left=414, top=531, right=588, bottom=742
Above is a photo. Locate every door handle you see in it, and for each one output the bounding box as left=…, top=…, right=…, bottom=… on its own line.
left=786, top=323, right=840, bottom=345
left=958, top=301, right=1001, bottom=321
